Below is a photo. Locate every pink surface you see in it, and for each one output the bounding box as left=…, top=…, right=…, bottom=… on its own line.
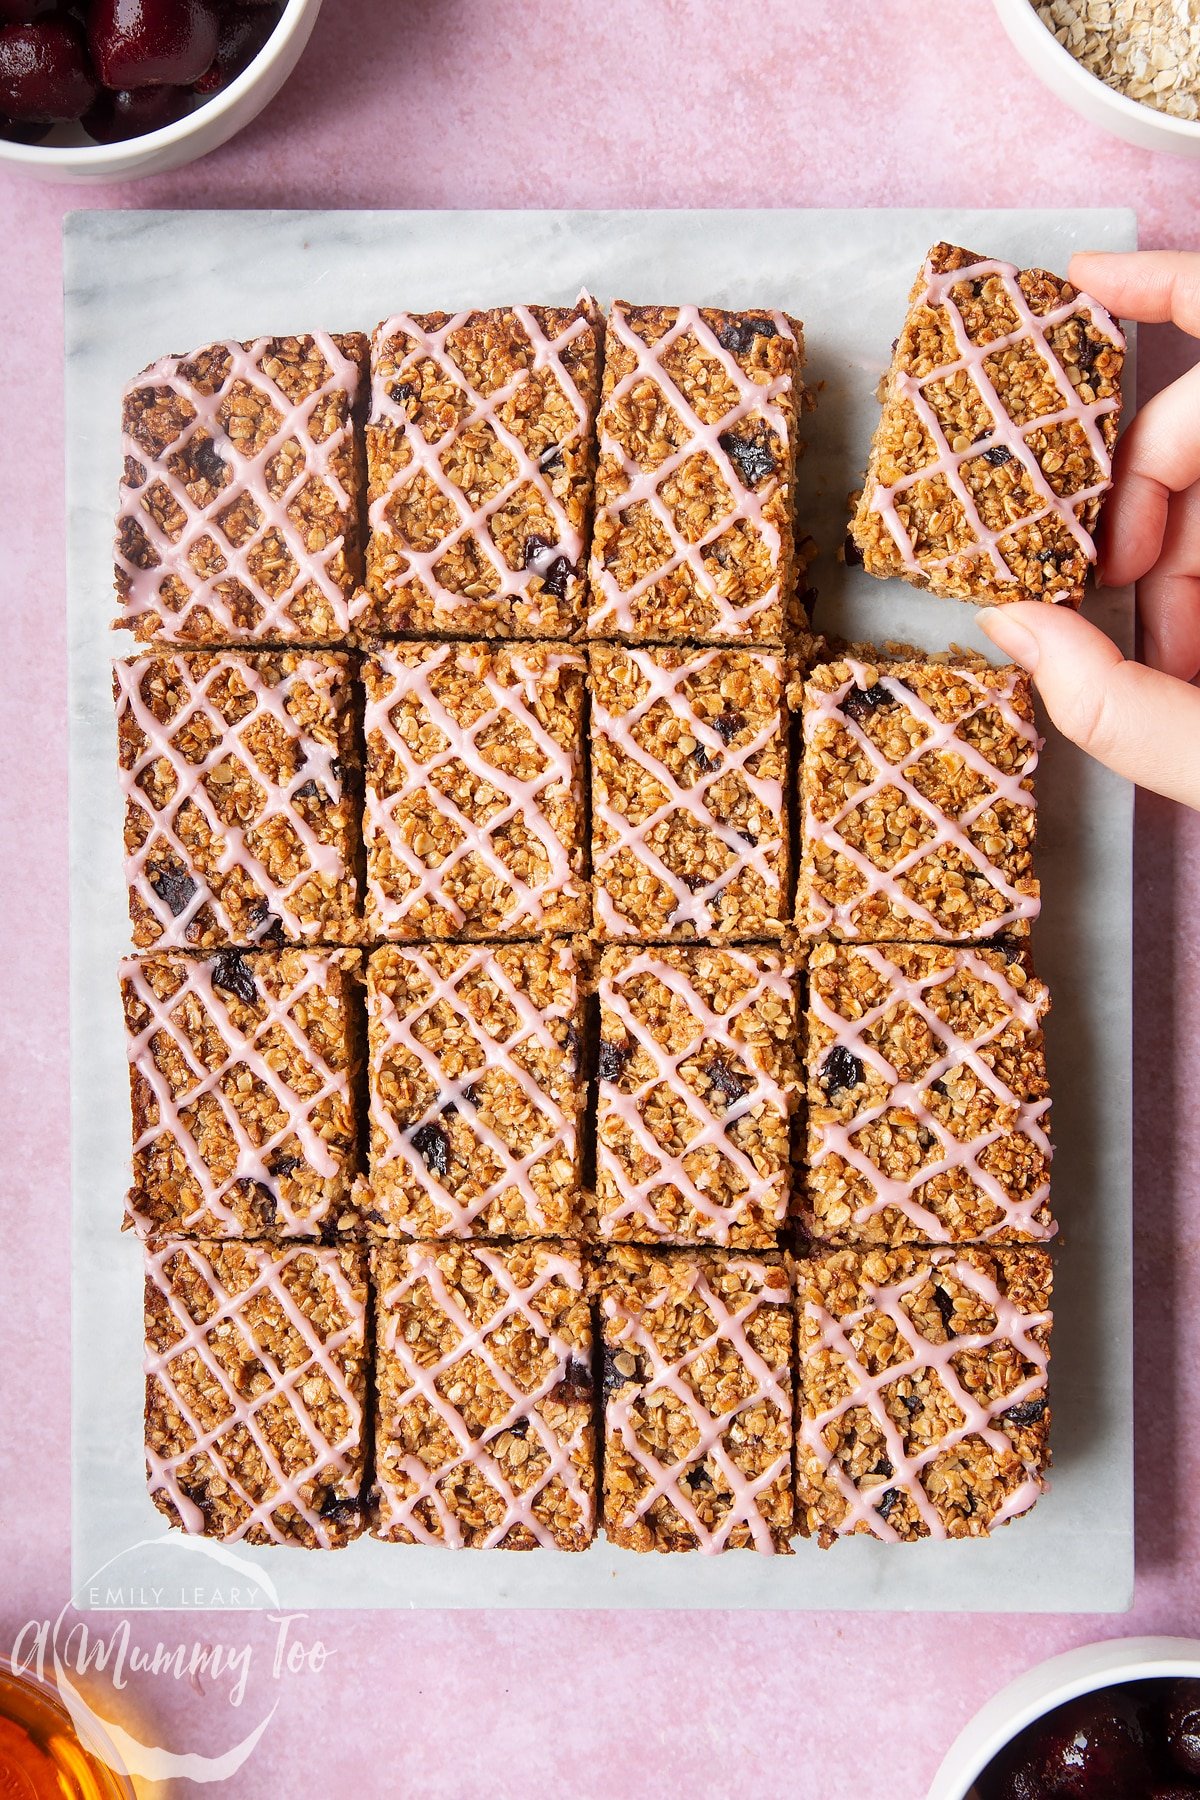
left=1, top=1, right=1198, bottom=1793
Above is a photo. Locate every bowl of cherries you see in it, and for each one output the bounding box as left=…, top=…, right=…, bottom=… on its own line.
left=0, top=0, right=321, bottom=180
left=929, top=1638, right=1200, bottom=1800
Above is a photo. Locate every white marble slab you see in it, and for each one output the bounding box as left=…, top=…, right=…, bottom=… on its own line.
left=65, top=208, right=1136, bottom=1612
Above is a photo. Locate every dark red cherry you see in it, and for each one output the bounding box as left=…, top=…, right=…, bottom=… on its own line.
left=1164, top=1682, right=1200, bottom=1779
left=0, top=0, right=57, bottom=21
left=193, top=0, right=280, bottom=93
left=0, top=108, right=50, bottom=137
left=990, top=1690, right=1154, bottom=1800
left=81, top=80, right=193, bottom=139
left=0, top=17, right=96, bottom=120
left=88, top=0, right=219, bottom=89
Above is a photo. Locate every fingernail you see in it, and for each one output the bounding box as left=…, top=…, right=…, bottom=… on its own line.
left=980, top=608, right=1040, bottom=672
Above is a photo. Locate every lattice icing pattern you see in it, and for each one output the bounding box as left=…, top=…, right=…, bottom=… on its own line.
left=372, top=1241, right=596, bottom=1550
left=116, top=333, right=368, bottom=644
left=362, top=642, right=588, bottom=939
left=144, top=1237, right=368, bottom=1546
left=795, top=1245, right=1052, bottom=1545
left=598, top=1248, right=793, bottom=1553
left=850, top=243, right=1124, bottom=608
left=594, top=947, right=798, bottom=1248
left=117, top=650, right=361, bottom=950
left=363, top=942, right=583, bottom=1239
left=122, top=948, right=360, bottom=1239
left=587, top=302, right=805, bottom=642
left=798, top=654, right=1041, bottom=942
left=590, top=643, right=789, bottom=941
left=356, top=302, right=602, bottom=638
left=803, top=943, right=1053, bottom=1246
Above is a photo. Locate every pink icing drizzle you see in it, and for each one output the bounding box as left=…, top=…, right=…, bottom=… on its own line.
left=368, top=943, right=578, bottom=1235
left=144, top=1238, right=365, bottom=1545
left=117, top=652, right=351, bottom=947
left=798, top=1254, right=1051, bottom=1542
left=869, top=256, right=1124, bottom=599
left=363, top=642, right=585, bottom=936
left=597, top=948, right=796, bottom=1244
left=122, top=951, right=351, bottom=1237
left=354, top=302, right=594, bottom=628
left=589, top=303, right=797, bottom=637
left=592, top=647, right=786, bottom=937
left=802, top=658, right=1041, bottom=940
left=604, top=1259, right=791, bottom=1554
left=118, top=334, right=360, bottom=639
left=808, top=946, right=1053, bottom=1243
left=374, top=1244, right=593, bottom=1549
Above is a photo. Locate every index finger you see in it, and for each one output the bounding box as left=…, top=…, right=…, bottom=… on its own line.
left=1068, top=250, right=1200, bottom=337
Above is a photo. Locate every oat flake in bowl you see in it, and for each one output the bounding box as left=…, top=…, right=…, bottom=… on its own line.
left=1034, top=0, right=1200, bottom=122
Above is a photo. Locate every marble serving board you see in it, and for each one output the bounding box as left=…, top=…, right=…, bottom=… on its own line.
left=66, top=208, right=1136, bottom=1612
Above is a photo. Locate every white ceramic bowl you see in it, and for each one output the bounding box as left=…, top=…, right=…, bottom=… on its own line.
left=929, top=1635, right=1200, bottom=1799
left=0, top=0, right=322, bottom=183
left=994, top=0, right=1200, bottom=157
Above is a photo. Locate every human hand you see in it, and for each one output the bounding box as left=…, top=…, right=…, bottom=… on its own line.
left=980, top=249, right=1200, bottom=811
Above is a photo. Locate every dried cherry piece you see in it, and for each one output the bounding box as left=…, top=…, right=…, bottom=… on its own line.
left=717, top=424, right=776, bottom=487
left=0, top=16, right=95, bottom=120
left=1164, top=1682, right=1200, bottom=1778
left=88, top=0, right=219, bottom=89
left=705, top=1057, right=748, bottom=1106
left=717, top=316, right=777, bottom=356
left=81, top=80, right=192, bottom=138
left=840, top=682, right=893, bottom=724
left=210, top=946, right=258, bottom=1006
left=710, top=708, right=745, bottom=744
left=147, top=859, right=197, bottom=917
left=597, top=1038, right=630, bottom=1083
left=411, top=1120, right=450, bottom=1177
left=819, top=1045, right=863, bottom=1098
left=984, top=444, right=1013, bottom=466
left=1002, top=1396, right=1046, bottom=1428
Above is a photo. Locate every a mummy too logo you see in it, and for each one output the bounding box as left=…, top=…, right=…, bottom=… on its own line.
left=10, top=1538, right=331, bottom=1784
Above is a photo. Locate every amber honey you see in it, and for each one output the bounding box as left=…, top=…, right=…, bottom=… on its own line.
left=0, top=1662, right=132, bottom=1800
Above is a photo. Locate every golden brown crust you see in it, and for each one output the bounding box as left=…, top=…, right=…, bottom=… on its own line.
left=849, top=243, right=1123, bottom=608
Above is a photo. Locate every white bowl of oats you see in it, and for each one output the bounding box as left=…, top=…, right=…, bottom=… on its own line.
left=994, top=0, right=1200, bottom=157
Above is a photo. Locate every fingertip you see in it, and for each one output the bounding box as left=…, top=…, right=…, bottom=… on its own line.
left=979, top=605, right=1041, bottom=672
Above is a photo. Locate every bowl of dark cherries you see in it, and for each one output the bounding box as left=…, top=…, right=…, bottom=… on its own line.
left=929, top=1639, right=1200, bottom=1800
left=0, top=0, right=321, bottom=180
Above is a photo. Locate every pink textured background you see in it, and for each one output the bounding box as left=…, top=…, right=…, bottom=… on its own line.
left=1, top=1, right=1198, bottom=1794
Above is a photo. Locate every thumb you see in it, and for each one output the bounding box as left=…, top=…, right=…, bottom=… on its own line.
left=979, top=603, right=1200, bottom=810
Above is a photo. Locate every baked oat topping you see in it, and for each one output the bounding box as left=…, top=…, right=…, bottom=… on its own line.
left=802, top=942, right=1054, bottom=1245
left=357, top=301, right=601, bottom=639
left=594, top=945, right=798, bottom=1247
left=849, top=243, right=1124, bottom=607
left=587, top=301, right=805, bottom=642
left=597, top=1247, right=793, bottom=1553
left=590, top=642, right=790, bottom=940
left=364, top=942, right=583, bottom=1239
left=372, top=1241, right=595, bottom=1550
left=116, top=333, right=367, bottom=645
left=798, top=652, right=1041, bottom=941
left=116, top=649, right=361, bottom=950
left=145, top=1237, right=368, bottom=1546
left=795, top=1245, right=1052, bottom=1545
left=363, top=641, right=588, bottom=939
left=123, top=948, right=361, bottom=1239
